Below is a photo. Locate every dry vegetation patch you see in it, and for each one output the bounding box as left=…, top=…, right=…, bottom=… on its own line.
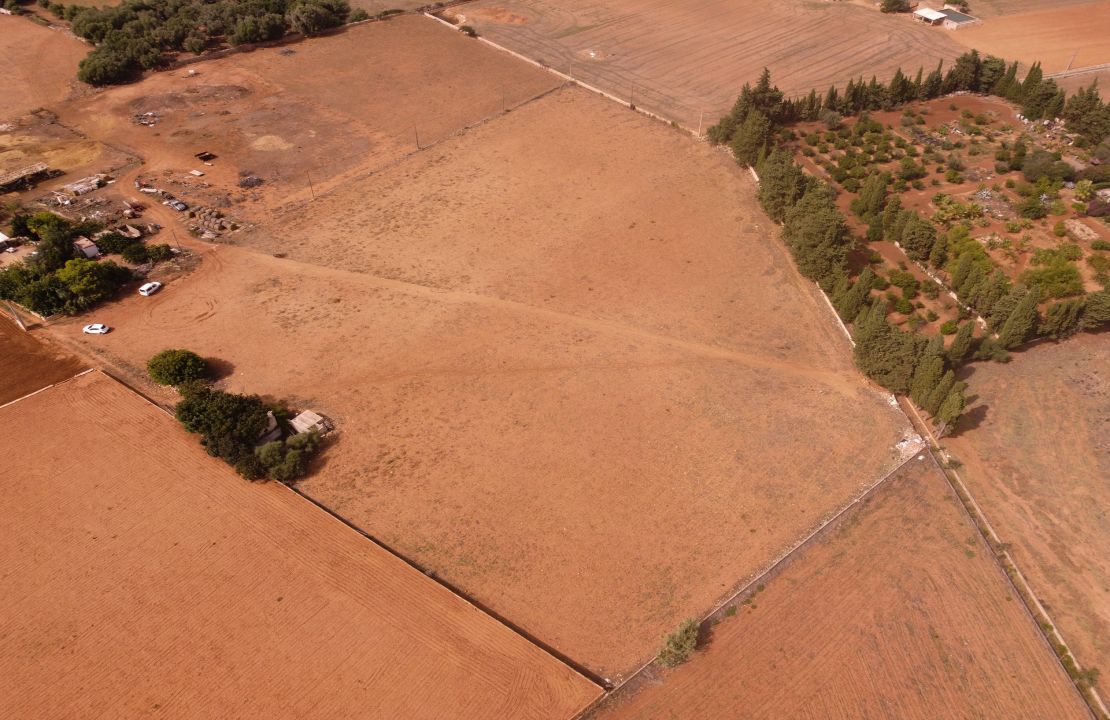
left=590, top=457, right=1090, bottom=720
left=945, top=333, right=1110, bottom=697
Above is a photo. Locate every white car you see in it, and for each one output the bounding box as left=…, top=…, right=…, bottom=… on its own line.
left=138, top=281, right=162, bottom=296
left=83, top=324, right=111, bottom=334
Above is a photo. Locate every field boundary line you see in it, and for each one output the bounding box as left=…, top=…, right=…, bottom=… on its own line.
left=577, top=448, right=925, bottom=716
left=0, top=367, right=95, bottom=411
left=81, top=368, right=607, bottom=704
left=902, top=398, right=1107, bottom=720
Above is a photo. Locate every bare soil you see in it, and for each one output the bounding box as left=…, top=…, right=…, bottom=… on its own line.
left=945, top=333, right=1110, bottom=697
left=51, top=15, right=562, bottom=220
left=0, top=319, right=85, bottom=404
left=44, top=86, right=910, bottom=678
left=591, top=456, right=1090, bottom=720
left=953, top=2, right=1110, bottom=73
left=0, top=16, right=89, bottom=120
left=460, top=0, right=967, bottom=127
left=0, top=370, right=600, bottom=719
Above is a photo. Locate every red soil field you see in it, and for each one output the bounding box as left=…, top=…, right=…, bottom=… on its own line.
left=591, top=457, right=1090, bottom=720
left=0, top=16, right=89, bottom=119
left=460, top=0, right=966, bottom=127
left=0, top=370, right=599, bottom=719
left=953, top=2, right=1110, bottom=73
left=0, top=320, right=85, bottom=405
left=45, top=87, right=910, bottom=678
left=945, top=333, right=1110, bottom=697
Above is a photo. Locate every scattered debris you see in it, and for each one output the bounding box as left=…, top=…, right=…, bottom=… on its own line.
left=189, top=169, right=205, bottom=177
left=133, top=111, right=159, bottom=126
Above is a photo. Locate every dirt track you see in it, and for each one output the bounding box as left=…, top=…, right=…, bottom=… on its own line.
left=591, top=457, right=1090, bottom=720
left=0, top=370, right=600, bottom=719
left=945, top=333, right=1110, bottom=698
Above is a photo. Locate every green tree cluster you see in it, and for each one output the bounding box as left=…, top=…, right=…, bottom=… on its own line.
left=147, top=348, right=209, bottom=386
left=70, top=0, right=351, bottom=85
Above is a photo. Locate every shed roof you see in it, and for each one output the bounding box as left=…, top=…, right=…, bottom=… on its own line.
left=914, top=8, right=946, bottom=20
left=940, top=7, right=976, bottom=22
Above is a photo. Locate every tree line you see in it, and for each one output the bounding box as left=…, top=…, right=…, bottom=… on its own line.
left=46, top=0, right=354, bottom=85
left=738, top=59, right=1110, bottom=435
left=710, top=53, right=1110, bottom=172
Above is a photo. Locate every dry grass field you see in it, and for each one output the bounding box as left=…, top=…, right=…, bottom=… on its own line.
left=46, top=85, right=911, bottom=678
left=0, top=16, right=89, bottom=119
left=946, top=333, right=1110, bottom=697
left=0, top=370, right=600, bottom=719
left=0, top=320, right=85, bottom=404
left=953, top=2, right=1110, bottom=73
left=590, top=457, right=1090, bottom=720
left=458, top=0, right=966, bottom=127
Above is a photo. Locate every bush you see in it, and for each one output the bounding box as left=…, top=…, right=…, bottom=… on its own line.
left=349, top=7, right=368, bottom=20
left=256, top=430, right=320, bottom=483
left=147, top=348, right=208, bottom=386
left=1093, top=239, right=1110, bottom=251
left=459, top=24, right=477, bottom=37
left=121, top=243, right=150, bottom=264
left=175, top=386, right=269, bottom=471
left=658, top=619, right=699, bottom=667
left=940, top=320, right=959, bottom=335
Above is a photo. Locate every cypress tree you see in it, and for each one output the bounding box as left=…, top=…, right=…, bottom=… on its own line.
left=950, top=252, right=976, bottom=292
left=988, top=284, right=1026, bottom=329
left=757, top=149, right=809, bottom=222
left=936, top=382, right=968, bottom=436
left=782, top=186, right=852, bottom=289
left=997, top=287, right=1040, bottom=348
left=909, top=336, right=945, bottom=407
left=731, top=110, right=771, bottom=168
left=837, top=267, right=876, bottom=322
left=924, top=370, right=955, bottom=416
left=947, top=321, right=975, bottom=364
left=928, top=233, right=948, bottom=268
left=1039, top=298, right=1085, bottom=339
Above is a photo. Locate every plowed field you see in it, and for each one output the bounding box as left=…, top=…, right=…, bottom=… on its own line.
left=591, top=457, right=1089, bottom=720
left=0, top=320, right=85, bottom=404
left=0, top=370, right=600, bottom=719
left=946, top=333, right=1110, bottom=697
left=953, top=2, right=1110, bottom=73
left=459, top=0, right=966, bottom=127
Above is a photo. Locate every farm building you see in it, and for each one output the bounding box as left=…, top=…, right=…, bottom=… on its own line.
left=912, top=5, right=979, bottom=28
left=290, top=409, right=332, bottom=435
left=73, top=237, right=99, bottom=259
left=63, top=175, right=106, bottom=196
left=912, top=8, right=946, bottom=25
left=939, top=6, right=979, bottom=28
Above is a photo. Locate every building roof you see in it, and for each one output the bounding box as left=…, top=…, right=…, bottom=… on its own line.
left=73, top=237, right=98, bottom=249
left=914, top=8, right=946, bottom=20
left=940, top=7, right=976, bottom=22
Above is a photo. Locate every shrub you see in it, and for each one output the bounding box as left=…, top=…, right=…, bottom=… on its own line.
left=349, top=7, right=368, bottom=20
left=1092, top=239, right=1110, bottom=251
left=658, top=619, right=699, bottom=667
left=459, top=24, right=477, bottom=37
left=121, top=243, right=150, bottom=264
left=940, top=320, right=959, bottom=335
left=147, top=348, right=208, bottom=386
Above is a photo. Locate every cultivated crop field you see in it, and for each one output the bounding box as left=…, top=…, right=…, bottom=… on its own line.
left=49, top=85, right=911, bottom=678
left=945, top=333, right=1110, bottom=697
left=0, top=15, right=89, bottom=120
left=457, top=0, right=966, bottom=127
left=0, top=370, right=600, bottom=719
left=590, top=456, right=1090, bottom=719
